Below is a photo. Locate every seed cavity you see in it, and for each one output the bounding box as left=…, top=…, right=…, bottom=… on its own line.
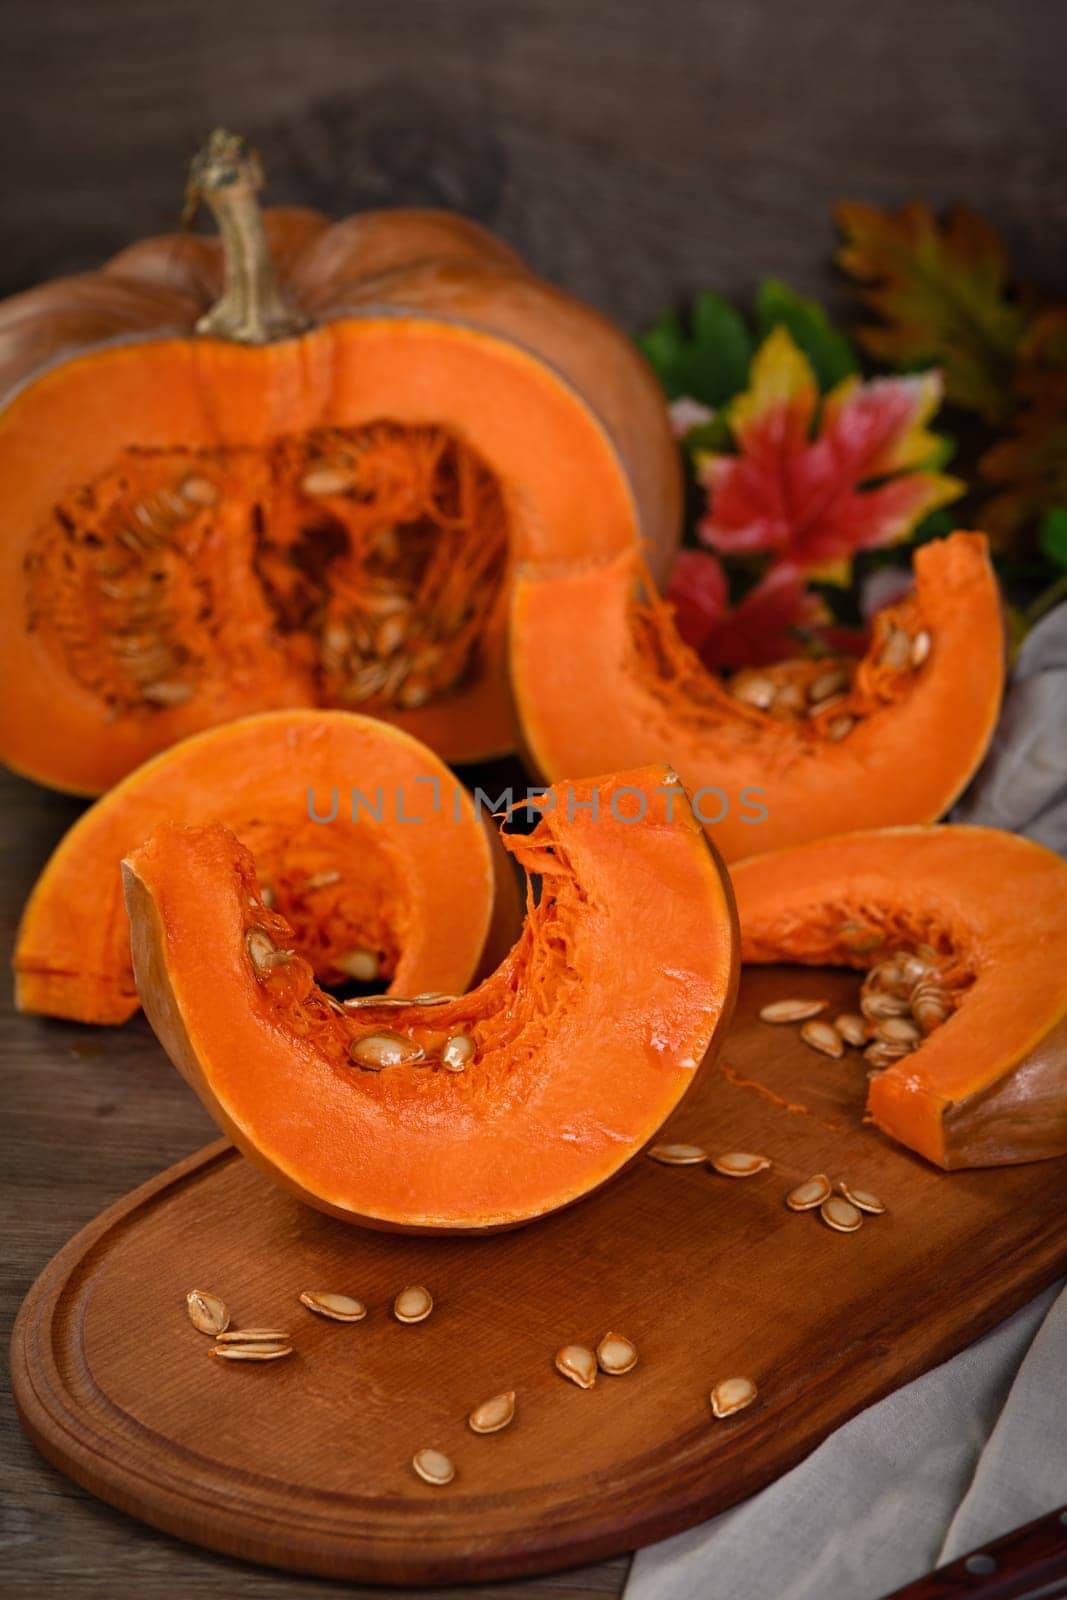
left=837, top=1182, right=886, bottom=1215
left=759, top=999, right=827, bottom=1024
left=710, top=1377, right=758, bottom=1419
left=786, top=1174, right=831, bottom=1211
left=800, top=1019, right=844, bottom=1058
left=393, top=1285, right=433, bottom=1324
left=412, top=1448, right=455, bottom=1485
left=597, top=1332, right=638, bottom=1375
left=186, top=1288, right=230, bottom=1336
left=709, top=1151, right=771, bottom=1178
left=555, top=1344, right=598, bottom=1388
left=299, top=1291, right=367, bottom=1322
left=468, top=1390, right=516, bottom=1434
left=647, top=1142, right=708, bottom=1165
left=820, top=1195, right=863, bottom=1233
left=441, top=1033, right=475, bottom=1072
left=349, top=1030, right=425, bottom=1071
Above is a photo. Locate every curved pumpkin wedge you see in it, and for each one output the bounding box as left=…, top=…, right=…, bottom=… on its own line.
left=732, top=825, right=1067, bottom=1170
left=15, top=710, right=519, bottom=1025
left=510, top=532, right=1003, bottom=861
left=0, top=133, right=677, bottom=793
left=122, top=766, right=738, bottom=1232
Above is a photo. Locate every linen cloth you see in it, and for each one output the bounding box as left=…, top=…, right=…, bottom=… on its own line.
left=626, top=605, right=1067, bottom=1600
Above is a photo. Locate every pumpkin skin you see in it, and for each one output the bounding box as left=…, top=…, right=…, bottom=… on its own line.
left=732, top=825, right=1067, bottom=1169
left=15, top=710, right=519, bottom=1025
left=0, top=135, right=679, bottom=794
left=122, top=766, right=739, bottom=1232
left=510, top=532, right=1004, bottom=860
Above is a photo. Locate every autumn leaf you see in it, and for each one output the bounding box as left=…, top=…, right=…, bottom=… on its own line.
left=696, top=325, right=963, bottom=577
left=835, top=201, right=1029, bottom=424
left=979, top=308, right=1067, bottom=542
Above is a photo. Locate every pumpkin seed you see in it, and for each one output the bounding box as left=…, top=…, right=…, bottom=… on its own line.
left=837, top=1181, right=886, bottom=1215
left=647, top=1142, right=708, bottom=1166
left=833, top=1013, right=867, bottom=1048
left=808, top=693, right=847, bottom=719
left=342, top=994, right=414, bottom=1010
left=246, top=927, right=287, bottom=976
left=808, top=665, right=850, bottom=704
left=304, top=869, right=341, bottom=890
left=375, top=614, right=407, bottom=656
left=393, top=1285, right=433, bottom=1323
left=915, top=942, right=940, bottom=965
left=349, top=1031, right=425, bottom=1070
left=555, top=1344, right=597, bottom=1388
left=759, top=998, right=827, bottom=1024
left=186, top=1288, right=230, bottom=1336
left=215, top=1327, right=290, bottom=1343
left=838, top=921, right=884, bottom=953
left=141, top=679, right=195, bottom=707
left=336, top=948, right=380, bottom=982
left=260, top=883, right=276, bottom=908
left=880, top=626, right=911, bottom=672
left=820, top=1195, right=863, bottom=1233
left=729, top=671, right=776, bottom=710
left=412, top=992, right=460, bottom=1005
left=179, top=474, right=219, bottom=507
left=901, top=952, right=936, bottom=984
left=442, top=1033, right=475, bottom=1072
left=210, top=1341, right=293, bottom=1362
left=709, top=1151, right=772, bottom=1178
left=826, top=713, right=855, bottom=741
left=412, top=1447, right=455, bottom=1485
left=864, top=1040, right=912, bottom=1068
left=597, top=1332, right=638, bottom=1375
left=299, top=1291, right=367, bottom=1323
left=301, top=466, right=356, bottom=496
left=786, top=1174, right=831, bottom=1211
left=399, top=676, right=431, bottom=709
left=710, top=1376, right=758, bottom=1419
left=913, top=995, right=950, bottom=1032
left=800, top=1020, right=844, bottom=1058
left=468, top=1390, right=516, bottom=1434
left=771, top=680, right=806, bottom=717
left=910, top=629, right=931, bottom=668
left=861, top=991, right=912, bottom=1020
left=875, top=1017, right=921, bottom=1045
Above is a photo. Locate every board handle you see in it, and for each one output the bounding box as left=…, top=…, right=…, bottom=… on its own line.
left=883, top=1506, right=1067, bottom=1599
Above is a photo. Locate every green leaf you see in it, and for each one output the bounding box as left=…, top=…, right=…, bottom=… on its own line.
left=756, top=279, right=858, bottom=391
left=1037, top=506, right=1067, bottom=569
left=637, top=293, right=753, bottom=407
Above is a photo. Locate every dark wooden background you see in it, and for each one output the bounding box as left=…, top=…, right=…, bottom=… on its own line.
left=2, top=2, right=1065, bottom=1596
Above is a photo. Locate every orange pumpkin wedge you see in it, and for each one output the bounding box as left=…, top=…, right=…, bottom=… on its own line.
left=15, top=710, right=519, bottom=1025
left=732, top=825, right=1067, bottom=1169
left=122, top=766, right=738, bottom=1232
left=0, top=131, right=678, bottom=793
left=510, top=531, right=1003, bottom=860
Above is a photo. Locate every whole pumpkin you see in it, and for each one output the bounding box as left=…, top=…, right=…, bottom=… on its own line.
left=0, top=131, right=679, bottom=794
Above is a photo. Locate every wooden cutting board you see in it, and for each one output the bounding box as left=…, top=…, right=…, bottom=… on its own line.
left=12, top=967, right=1066, bottom=1586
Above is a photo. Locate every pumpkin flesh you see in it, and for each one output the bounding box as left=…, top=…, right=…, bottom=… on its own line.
left=122, top=766, right=739, bottom=1231
left=731, top=825, right=1067, bottom=1169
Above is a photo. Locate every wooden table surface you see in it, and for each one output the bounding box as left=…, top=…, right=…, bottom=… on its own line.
left=2, top=2, right=1065, bottom=1595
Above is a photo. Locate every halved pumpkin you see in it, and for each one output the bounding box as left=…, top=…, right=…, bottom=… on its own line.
left=122, top=766, right=738, bottom=1231
left=510, top=532, right=1003, bottom=860
left=732, top=825, right=1067, bottom=1169
left=15, top=710, right=519, bottom=1025
left=0, top=132, right=677, bottom=793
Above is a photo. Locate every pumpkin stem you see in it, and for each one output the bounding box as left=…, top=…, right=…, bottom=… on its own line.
left=189, top=129, right=310, bottom=344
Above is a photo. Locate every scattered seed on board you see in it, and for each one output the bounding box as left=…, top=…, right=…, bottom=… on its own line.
left=299, top=1291, right=367, bottom=1322
left=837, top=1182, right=886, bottom=1215
left=834, top=1013, right=867, bottom=1048
left=413, top=1448, right=455, bottom=1485
left=786, top=1174, right=832, bottom=1211
left=555, top=1344, right=598, bottom=1388
left=648, top=1142, right=708, bottom=1166
left=349, top=1031, right=425, bottom=1070
left=759, top=998, right=827, bottom=1024
left=597, top=1332, right=639, bottom=1375
left=709, top=1151, right=771, bottom=1178
left=468, top=1391, right=516, bottom=1434
left=394, top=1285, right=433, bottom=1323
left=820, top=1195, right=863, bottom=1233
left=215, top=1327, right=290, bottom=1344
left=800, top=1020, right=844, bottom=1058
left=186, top=1289, right=229, bottom=1336
left=210, top=1341, right=293, bottom=1362
left=336, top=948, right=380, bottom=982
left=442, top=1033, right=475, bottom=1072
left=710, top=1377, right=758, bottom=1419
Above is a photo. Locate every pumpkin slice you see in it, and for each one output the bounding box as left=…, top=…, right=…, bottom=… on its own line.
left=0, top=132, right=677, bottom=793
left=510, top=532, right=1003, bottom=860
left=15, top=710, right=519, bottom=1025
left=732, top=825, right=1067, bottom=1169
left=122, top=766, right=738, bottom=1232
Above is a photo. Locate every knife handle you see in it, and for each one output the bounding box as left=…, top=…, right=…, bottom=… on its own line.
left=884, top=1505, right=1067, bottom=1599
